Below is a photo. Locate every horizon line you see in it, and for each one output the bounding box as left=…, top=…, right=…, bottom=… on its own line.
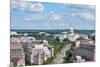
left=11, top=29, right=95, bottom=30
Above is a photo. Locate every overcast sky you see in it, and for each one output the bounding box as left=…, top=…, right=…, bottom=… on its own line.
left=11, top=0, right=95, bottom=30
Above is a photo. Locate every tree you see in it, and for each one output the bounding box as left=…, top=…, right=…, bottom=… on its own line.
left=43, top=57, right=54, bottom=64
left=63, top=38, right=70, bottom=44
left=91, top=35, right=95, bottom=41
left=63, top=50, right=73, bottom=63
left=25, top=54, right=31, bottom=65
left=55, top=37, right=60, bottom=42
left=70, top=41, right=76, bottom=49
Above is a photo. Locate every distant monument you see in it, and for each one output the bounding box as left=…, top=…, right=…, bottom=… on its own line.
left=68, top=24, right=79, bottom=42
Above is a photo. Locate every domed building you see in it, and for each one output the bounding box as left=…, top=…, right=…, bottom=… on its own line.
left=54, top=24, right=79, bottom=42
left=68, top=24, right=79, bottom=42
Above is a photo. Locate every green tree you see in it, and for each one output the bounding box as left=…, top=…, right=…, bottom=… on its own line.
left=63, top=38, right=70, bottom=44
left=63, top=50, right=73, bottom=63
left=55, top=37, right=60, bottom=42
left=43, top=57, right=54, bottom=64
left=25, top=54, right=31, bottom=65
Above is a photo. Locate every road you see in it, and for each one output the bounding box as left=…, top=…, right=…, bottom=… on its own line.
left=52, top=44, right=71, bottom=64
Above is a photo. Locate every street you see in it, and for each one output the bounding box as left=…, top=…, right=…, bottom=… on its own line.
left=52, top=44, right=71, bottom=64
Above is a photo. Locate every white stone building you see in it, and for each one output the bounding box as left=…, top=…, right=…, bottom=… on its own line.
left=20, top=37, right=54, bottom=65
left=10, top=38, right=25, bottom=67
left=67, top=25, right=79, bottom=41
left=38, top=32, right=51, bottom=36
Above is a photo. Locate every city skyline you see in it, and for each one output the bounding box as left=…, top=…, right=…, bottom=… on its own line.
left=11, top=0, right=95, bottom=30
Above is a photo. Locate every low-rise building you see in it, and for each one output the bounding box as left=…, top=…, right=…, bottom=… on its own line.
left=75, top=56, right=85, bottom=63
left=54, top=32, right=68, bottom=42
left=54, top=25, right=80, bottom=42
left=75, top=38, right=95, bottom=62
left=38, top=32, right=51, bottom=36
left=20, top=37, right=54, bottom=65
left=54, top=34, right=66, bottom=42
left=11, top=31, right=18, bottom=35
left=79, top=34, right=88, bottom=40
left=61, top=32, right=68, bottom=39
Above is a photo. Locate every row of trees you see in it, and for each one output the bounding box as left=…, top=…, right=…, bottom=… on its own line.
left=63, top=41, right=76, bottom=63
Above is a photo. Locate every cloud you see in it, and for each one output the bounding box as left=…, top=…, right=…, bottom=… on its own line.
left=44, top=22, right=51, bottom=27
left=64, top=4, right=95, bottom=13
left=87, top=5, right=95, bottom=9
left=19, top=0, right=30, bottom=11
left=25, top=14, right=49, bottom=21
left=11, top=0, right=29, bottom=10
left=77, top=13, right=95, bottom=21
left=11, top=0, right=44, bottom=12
left=30, top=3, right=44, bottom=12
left=63, top=4, right=85, bottom=9
left=11, top=0, right=19, bottom=9
left=49, top=11, right=61, bottom=21
left=51, top=14, right=61, bottom=20
left=64, top=4, right=95, bottom=21
left=49, top=11, right=54, bottom=14
left=71, top=12, right=95, bottom=21
left=60, top=23, right=66, bottom=27
left=44, top=22, right=66, bottom=28
left=25, top=12, right=61, bottom=21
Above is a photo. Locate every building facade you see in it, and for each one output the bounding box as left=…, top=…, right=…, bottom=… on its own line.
left=10, top=37, right=25, bottom=67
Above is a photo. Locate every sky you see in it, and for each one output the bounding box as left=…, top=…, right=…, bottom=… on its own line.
left=11, top=0, right=95, bottom=30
